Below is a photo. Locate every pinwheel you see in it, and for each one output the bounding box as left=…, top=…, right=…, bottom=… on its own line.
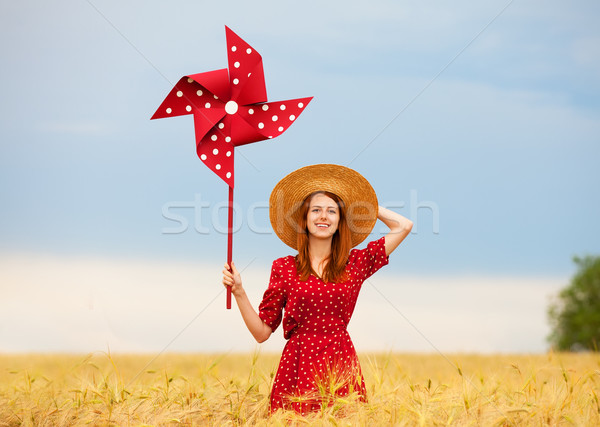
left=151, top=26, right=312, bottom=309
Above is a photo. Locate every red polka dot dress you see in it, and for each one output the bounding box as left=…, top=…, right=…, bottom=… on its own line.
left=258, top=237, right=389, bottom=413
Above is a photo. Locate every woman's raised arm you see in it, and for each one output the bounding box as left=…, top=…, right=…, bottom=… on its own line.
left=377, top=206, right=413, bottom=256
left=222, top=262, right=272, bottom=343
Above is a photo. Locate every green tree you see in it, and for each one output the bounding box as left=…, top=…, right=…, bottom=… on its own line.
left=548, top=255, right=600, bottom=351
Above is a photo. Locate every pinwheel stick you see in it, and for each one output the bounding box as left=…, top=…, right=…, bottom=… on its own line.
left=226, top=186, right=233, bottom=309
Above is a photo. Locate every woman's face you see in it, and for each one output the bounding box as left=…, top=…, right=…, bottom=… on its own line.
left=306, top=193, right=340, bottom=240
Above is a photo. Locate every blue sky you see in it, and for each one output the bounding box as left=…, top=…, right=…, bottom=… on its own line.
left=1, top=1, right=599, bottom=353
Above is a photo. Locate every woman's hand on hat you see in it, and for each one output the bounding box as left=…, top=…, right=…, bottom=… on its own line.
left=377, top=205, right=413, bottom=256
left=222, top=261, right=244, bottom=297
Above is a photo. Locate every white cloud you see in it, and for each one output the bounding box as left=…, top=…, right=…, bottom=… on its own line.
left=0, top=253, right=564, bottom=354
left=351, top=274, right=565, bottom=353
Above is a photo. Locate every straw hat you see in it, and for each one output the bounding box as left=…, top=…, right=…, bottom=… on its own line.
left=269, top=164, right=378, bottom=250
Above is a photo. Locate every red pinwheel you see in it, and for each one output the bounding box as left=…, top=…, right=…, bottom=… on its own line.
left=151, top=26, right=312, bottom=309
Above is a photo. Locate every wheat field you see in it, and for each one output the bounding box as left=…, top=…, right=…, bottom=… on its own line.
left=1, top=351, right=599, bottom=426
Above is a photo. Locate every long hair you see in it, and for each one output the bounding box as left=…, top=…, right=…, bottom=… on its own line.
left=295, top=191, right=352, bottom=283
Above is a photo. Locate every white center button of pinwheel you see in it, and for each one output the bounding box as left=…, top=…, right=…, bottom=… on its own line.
left=225, top=101, right=238, bottom=115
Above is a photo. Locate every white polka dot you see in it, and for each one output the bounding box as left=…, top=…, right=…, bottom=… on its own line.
left=166, top=108, right=172, bottom=114
left=213, top=94, right=218, bottom=99
left=196, top=89, right=203, bottom=96
left=272, top=115, right=278, bottom=121
left=226, top=151, right=231, bottom=157
left=205, top=102, right=211, bottom=108
left=280, top=105, right=286, bottom=111
left=247, top=73, right=252, bottom=77
left=258, top=122, right=264, bottom=129
left=289, top=115, right=296, bottom=121
left=233, top=78, right=239, bottom=85
left=186, top=105, right=192, bottom=112
left=211, top=135, right=217, bottom=141
left=262, top=104, right=269, bottom=111
left=187, top=78, right=193, bottom=83
left=176, top=91, right=183, bottom=97
left=298, top=102, right=304, bottom=108
left=278, top=126, right=284, bottom=132
left=246, top=48, right=252, bottom=54
left=200, top=154, right=207, bottom=161
left=248, top=109, right=254, bottom=115
left=212, top=148, right=219, bottom=155
left=231, top=46, right=237, bottom=52
left=218, top=123, right=224, bottom=129
left=225, top=137, right=231, bottom=143
left=225, top=101, right=238, bottom=115
left=226, top=172, right=231, bottom=178
left=216, top=164, right=221, bottom=170
left=234, top=61, right=240, bottom=68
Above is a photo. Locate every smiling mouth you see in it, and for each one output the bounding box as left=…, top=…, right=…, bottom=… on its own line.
left=316, top=223, right=330, bottom=228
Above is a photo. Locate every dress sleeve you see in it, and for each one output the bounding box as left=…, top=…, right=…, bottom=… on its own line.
left=258, top=259, right=287, bottom=332
left=348, top=236, right=389, bottom=281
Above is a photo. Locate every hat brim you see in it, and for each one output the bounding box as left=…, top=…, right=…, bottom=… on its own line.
left=269, top=164, right=378, bottom=250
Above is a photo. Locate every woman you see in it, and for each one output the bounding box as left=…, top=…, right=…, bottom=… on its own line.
left=222, top=164, right=413, bottom=414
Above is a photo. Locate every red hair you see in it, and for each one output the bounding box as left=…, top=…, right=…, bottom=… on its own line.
left=295, top=191, right=352, bottom=283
